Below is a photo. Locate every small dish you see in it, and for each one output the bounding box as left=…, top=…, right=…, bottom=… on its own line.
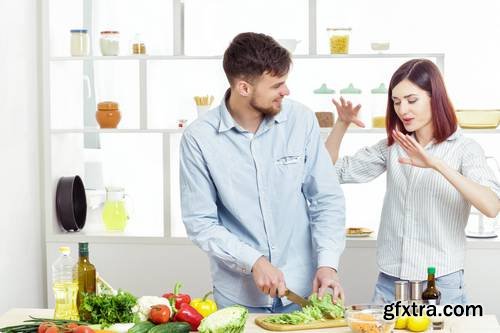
left=277, top=39, right=301, bottom=53
left=345, top=304, right=395, bottom=333
left=370, top=42, right=390, bottom=52
left=346, top=227, right=374, bottom=237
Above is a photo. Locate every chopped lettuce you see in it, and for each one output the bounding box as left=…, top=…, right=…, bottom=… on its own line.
left=308, top=293, right=345, bottom=319
left=198, top=305, right=248, bottom=333
left=263, top=293, right=345, bottom=325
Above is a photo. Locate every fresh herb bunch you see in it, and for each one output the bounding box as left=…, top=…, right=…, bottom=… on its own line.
left=80, top=290, right=137, bottom=327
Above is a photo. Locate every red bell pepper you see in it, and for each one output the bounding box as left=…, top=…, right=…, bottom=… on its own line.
left=173, top=303, right=204, bottom=331
left=162, top=282, right=191, bottom=309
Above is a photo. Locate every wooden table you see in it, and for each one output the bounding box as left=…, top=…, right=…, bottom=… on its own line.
left=1, top=308, right=499, bottom=333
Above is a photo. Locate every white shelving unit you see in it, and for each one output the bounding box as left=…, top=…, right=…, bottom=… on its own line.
left=41, top=0, right=497, bottom=245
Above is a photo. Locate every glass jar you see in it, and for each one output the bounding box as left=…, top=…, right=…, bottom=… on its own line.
left=99, top=31, right=120, bottom=56
left=370, top=83, right=388, bottom=128
left=70, top=29, right=89, bottom=56
left=313, top=83, right=336, bottom=127
left=132, top=33, right=146, bottom=55
left=327, top=27, right=351, bottom=54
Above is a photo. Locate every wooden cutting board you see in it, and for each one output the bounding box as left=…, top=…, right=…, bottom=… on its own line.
left=254, top=315, right=348, bottom=331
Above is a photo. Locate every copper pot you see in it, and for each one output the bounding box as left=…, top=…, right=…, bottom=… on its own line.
left=96, top=101, right=121, bottom=128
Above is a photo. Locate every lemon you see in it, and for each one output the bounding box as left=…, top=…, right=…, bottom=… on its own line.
left=406, top=315, right=431, bottom=332
left=394, top=316, right=408, bottom=329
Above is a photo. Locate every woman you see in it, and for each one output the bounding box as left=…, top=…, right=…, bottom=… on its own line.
left=326, top=59, right=500, bottom=304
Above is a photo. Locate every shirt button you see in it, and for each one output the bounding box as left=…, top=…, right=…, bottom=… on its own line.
left=271, top=245, right=276, bottom=250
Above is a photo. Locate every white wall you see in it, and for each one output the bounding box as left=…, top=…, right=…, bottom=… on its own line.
left=0, top=0, right=45, bottom=313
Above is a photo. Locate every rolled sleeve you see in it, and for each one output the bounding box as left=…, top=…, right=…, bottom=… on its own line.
left=302, top=112, right=345, bottom=271
left=180, top=132, right=262, bottom=275
left=335, top=139, right=388, bottom=184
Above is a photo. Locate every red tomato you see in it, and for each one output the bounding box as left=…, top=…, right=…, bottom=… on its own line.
left=63, top=323, right=78, bottom=332
left=72, top=326, right=95, bottom=333
left=149, top=304, right=171, bottom=324
left=38, top=322, right=54, bottom=333
left=45, top=326, right=60, bottom=333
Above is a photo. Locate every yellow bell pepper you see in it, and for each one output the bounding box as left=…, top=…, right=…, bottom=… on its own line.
left=190, top=291, right=217, bottom=317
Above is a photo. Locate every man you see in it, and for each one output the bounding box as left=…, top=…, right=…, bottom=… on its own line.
left=180, top=32, right=345, bottom=313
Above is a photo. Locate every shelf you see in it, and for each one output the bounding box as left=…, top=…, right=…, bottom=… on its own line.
left=45, top=233, right=192, bottom=245
left=51, top=128, right=185, bottom=134
left=50, top=53, right=445, bottom=62
left=51, top=127, right=499, bottom=135
left=320, top=127, right=500, bottom=134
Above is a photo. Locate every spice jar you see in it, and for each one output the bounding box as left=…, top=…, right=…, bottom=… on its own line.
left=327, top=28, right=351, bottom=54
left=370, top=83, right=388, bottom=128
left=96, top=101, right=121, bottom=128
left=70, top=29, right=89, bottom=56
left=99, top=31, right=120, bottom=56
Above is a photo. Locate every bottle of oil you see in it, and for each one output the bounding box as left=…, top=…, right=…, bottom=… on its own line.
left=52, top=246, right=79, bottom=320
left=75, top=242, right=96, bottom=317
left=422, top=266, right=441, bottom=305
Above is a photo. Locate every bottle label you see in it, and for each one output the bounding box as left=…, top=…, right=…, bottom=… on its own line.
left=426, top=299, right=437, bottom=305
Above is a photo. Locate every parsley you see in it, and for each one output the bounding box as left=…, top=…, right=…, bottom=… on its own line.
left=80, top=290, right=137, bottom=327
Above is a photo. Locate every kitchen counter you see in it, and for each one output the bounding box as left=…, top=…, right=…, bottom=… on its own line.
left=1, top=308, right=499, bottom=333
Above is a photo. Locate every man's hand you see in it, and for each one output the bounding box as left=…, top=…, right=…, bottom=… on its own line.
left=252, top=256, right=287, bottom=298
left=312, top=267, right=344, bottom=302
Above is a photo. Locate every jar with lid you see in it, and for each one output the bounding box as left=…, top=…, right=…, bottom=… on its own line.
left=327, top=28, right=351, bottom=54
left=99, top=31, right=120, bottom=56
left=96, top=101, right=121, bottom=128
left=132, top=33, right=146, bottom=55
left=70, top=29, right=89, bottom=56
left=313, top=83, right=336, bottom=127
left=339, top=83, right=365, bottom=127
left=370, top=83, right=388, bottom=128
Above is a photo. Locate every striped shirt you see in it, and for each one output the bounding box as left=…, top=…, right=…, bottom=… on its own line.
left=335, top=130, right=500, bottom=280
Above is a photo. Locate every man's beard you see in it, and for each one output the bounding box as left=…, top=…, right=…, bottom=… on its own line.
left=249, top=96, right=282, bottom=117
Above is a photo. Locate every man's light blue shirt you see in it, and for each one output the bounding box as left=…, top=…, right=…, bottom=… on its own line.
left=180, top=93, right=345, bottom=307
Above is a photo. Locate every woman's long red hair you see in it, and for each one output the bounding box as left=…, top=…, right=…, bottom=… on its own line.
left=386, top=59, right=457, bottom=145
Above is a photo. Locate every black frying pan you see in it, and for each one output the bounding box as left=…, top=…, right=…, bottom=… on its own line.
left=55, top=175, right=87, bottom=231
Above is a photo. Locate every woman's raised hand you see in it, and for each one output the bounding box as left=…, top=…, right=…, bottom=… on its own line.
left=332, top=97, right=364, bottom=127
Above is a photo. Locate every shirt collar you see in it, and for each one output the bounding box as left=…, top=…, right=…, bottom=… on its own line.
left=218, top=89, right=288, bottom=133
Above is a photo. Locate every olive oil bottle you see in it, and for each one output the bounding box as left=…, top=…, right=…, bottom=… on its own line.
left=422, top=266, right=441, bottom=305
left=75, top=242, right=96, bottom=315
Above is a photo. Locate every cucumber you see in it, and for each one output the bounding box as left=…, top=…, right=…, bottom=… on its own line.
left=128, top=321, right=155, bottom=333
left=147, top=322, right=190, bottom=333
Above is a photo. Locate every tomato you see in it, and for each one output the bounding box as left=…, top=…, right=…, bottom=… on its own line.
left=45, top=326, right=60, bottom=333
left=63, top=323, right=79, bottom=332
left=149, top=304, right=171, bottom=324
left=72, top=326, right=95, bottom=333
left=38, top=322, right=54, bottom=333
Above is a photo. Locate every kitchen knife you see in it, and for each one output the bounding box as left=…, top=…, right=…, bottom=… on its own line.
left=284, top=289, right=311, bottom=307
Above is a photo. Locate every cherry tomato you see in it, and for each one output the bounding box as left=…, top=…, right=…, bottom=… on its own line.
left=63, top=323, right=79, bottom=332
left=149, top=304, right=171, bottom=324
left=72, top=326, right=95, bottom=333
left=38, top=322, right=54, bottom=333
left=45, top=326, right=60, bottom=333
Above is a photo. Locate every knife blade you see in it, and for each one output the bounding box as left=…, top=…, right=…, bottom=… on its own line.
left=284, top=289, right=311, bottom=307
